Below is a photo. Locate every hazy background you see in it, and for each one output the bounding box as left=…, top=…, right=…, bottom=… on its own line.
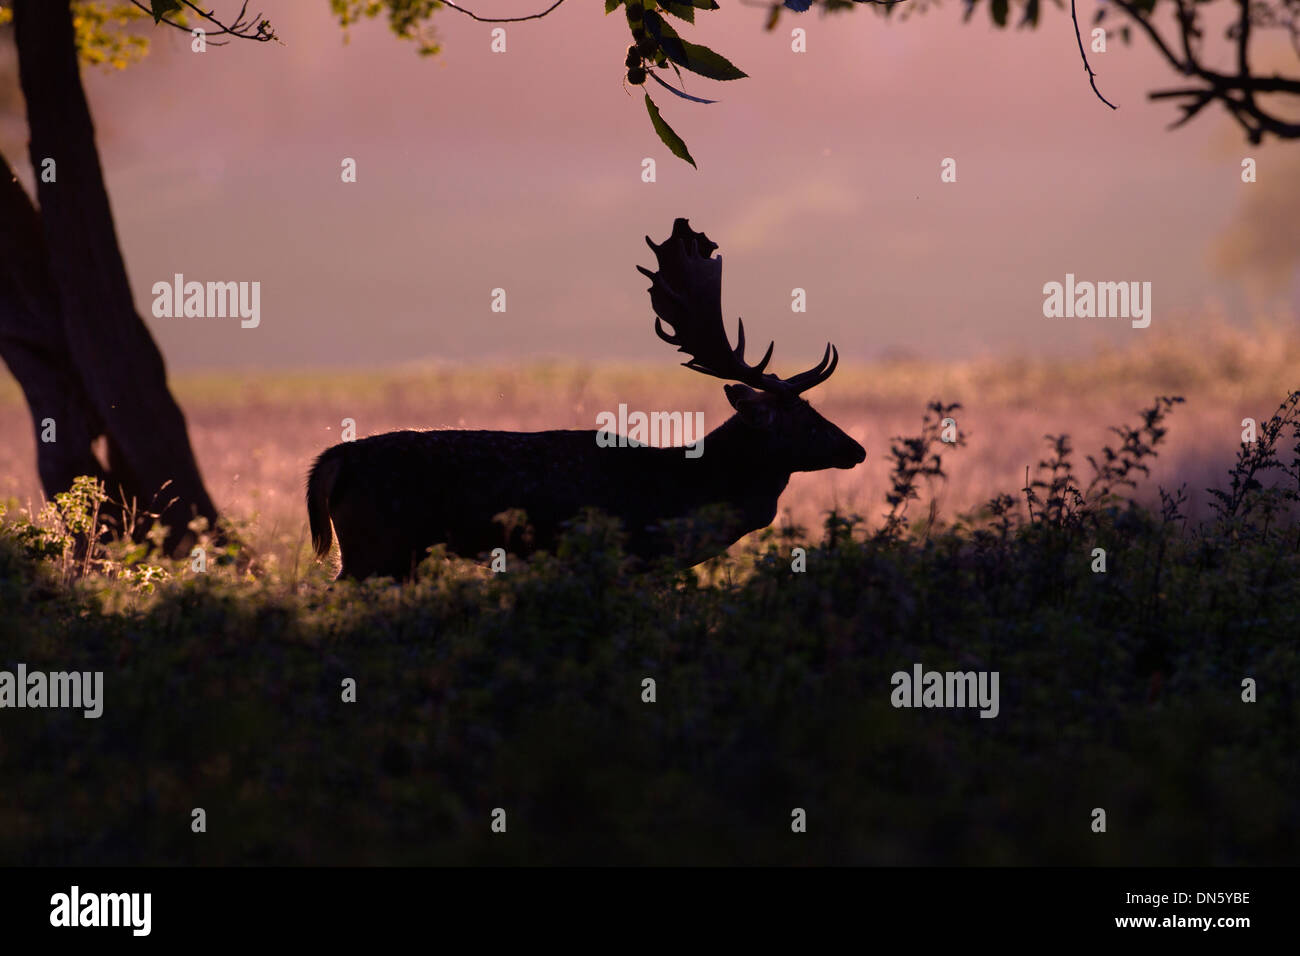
left=3, top=0, right=1296, bottom=372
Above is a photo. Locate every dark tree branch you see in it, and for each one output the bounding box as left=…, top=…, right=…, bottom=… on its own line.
left=768, top=0, right=1300, bottom=144
left=437, top=0, right=568, bottom=23
left=125, top=0, right=276, bottom=43
left=1237, top=0, right=1256, bottom=111
left=1174, top=0, right=1198, bottom=68
left=1072, top=0, right=1118, bottom=109
left=1108, top=0, right=1186, bottom=67
left=1152, top=86, right=1215, bottom=127
left=1109, top=0, right=1300, bottom=143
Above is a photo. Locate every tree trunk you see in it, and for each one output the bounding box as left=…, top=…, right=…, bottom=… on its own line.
left=0, top=151, right=114, bottom=502
left=2, top=0, right=218, bottom=554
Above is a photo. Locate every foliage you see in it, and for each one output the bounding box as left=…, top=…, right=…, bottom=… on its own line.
left=330, top=0, right=442, bottom=56
left=3, top=391, right=1297, bottom=864
left=1207, top=390, right=1300, bottom=526
left=877, top=399, right=963, bottom=541
left=0, top=474, right=248, bottom=594
left=72, top=2, right=152, bottom=69
left=1024, top=395, right=1184, bottom=530
left=12, top=0, right=1295, bottom=158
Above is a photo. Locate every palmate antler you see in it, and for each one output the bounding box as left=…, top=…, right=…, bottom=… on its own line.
left=637, top=218, right=838, bottom=396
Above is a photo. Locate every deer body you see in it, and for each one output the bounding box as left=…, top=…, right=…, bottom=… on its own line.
left=308, top=419, right=803, bottom=578
left=308, top=219, right=865, bottom=579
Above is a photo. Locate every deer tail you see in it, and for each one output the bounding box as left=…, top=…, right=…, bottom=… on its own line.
left=307, top=449, right=342, bottom=559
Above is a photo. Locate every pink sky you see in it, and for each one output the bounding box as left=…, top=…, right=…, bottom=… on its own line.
left=11, top=0, right=1295, bottom=369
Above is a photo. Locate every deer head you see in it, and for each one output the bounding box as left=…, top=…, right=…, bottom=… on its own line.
left=638, top=218, right=866, bottom=472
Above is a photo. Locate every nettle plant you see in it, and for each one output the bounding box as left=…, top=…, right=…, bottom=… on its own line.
left=0, top=475, right=113, bottom=584
left=1208, top=390, right=1300, bottom=536
left=0, top=475, right=241, bottom=591
left=1022, top=395, right=1186, bottom=532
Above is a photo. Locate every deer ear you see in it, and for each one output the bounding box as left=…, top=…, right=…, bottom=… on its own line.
left=724, top=384, right=774, bottom=428
left=724, top=383, right=755, bottom=410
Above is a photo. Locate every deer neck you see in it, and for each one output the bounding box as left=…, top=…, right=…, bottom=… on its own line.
left=667, top=413, right=792, bottom=516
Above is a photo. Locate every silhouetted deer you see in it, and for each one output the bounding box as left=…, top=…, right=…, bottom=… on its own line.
left=307, top=218, right=865, bottom=579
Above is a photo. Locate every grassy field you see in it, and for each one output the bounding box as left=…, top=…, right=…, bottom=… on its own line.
left=1, top=317, right=1297, bottom=864
left=2, top=316, right=1297, bottom=568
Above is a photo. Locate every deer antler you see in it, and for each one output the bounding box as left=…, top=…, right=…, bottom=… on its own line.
left=637, top=218, right=839, bottom=396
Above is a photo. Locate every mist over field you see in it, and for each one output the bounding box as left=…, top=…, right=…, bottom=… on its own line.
left=3, top=317, right=1294, bottom=568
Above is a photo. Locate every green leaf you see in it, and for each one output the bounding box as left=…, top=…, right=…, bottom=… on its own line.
left=606, top=0, right=621, bottom=12
left=151, top=0, right=182, bottom=23
left=991, top=0, right=1008, bottom=26
left=644, top=93, right=696, bottom=168
left=646, top=12, right=746, bottom=80
left=676, top=40, right=746, bottom=80
left=644, top=11, right=677, bottom=41
left=648, top=70, right=718, bottom=103
left=659, top=1, right=695, bottom=23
